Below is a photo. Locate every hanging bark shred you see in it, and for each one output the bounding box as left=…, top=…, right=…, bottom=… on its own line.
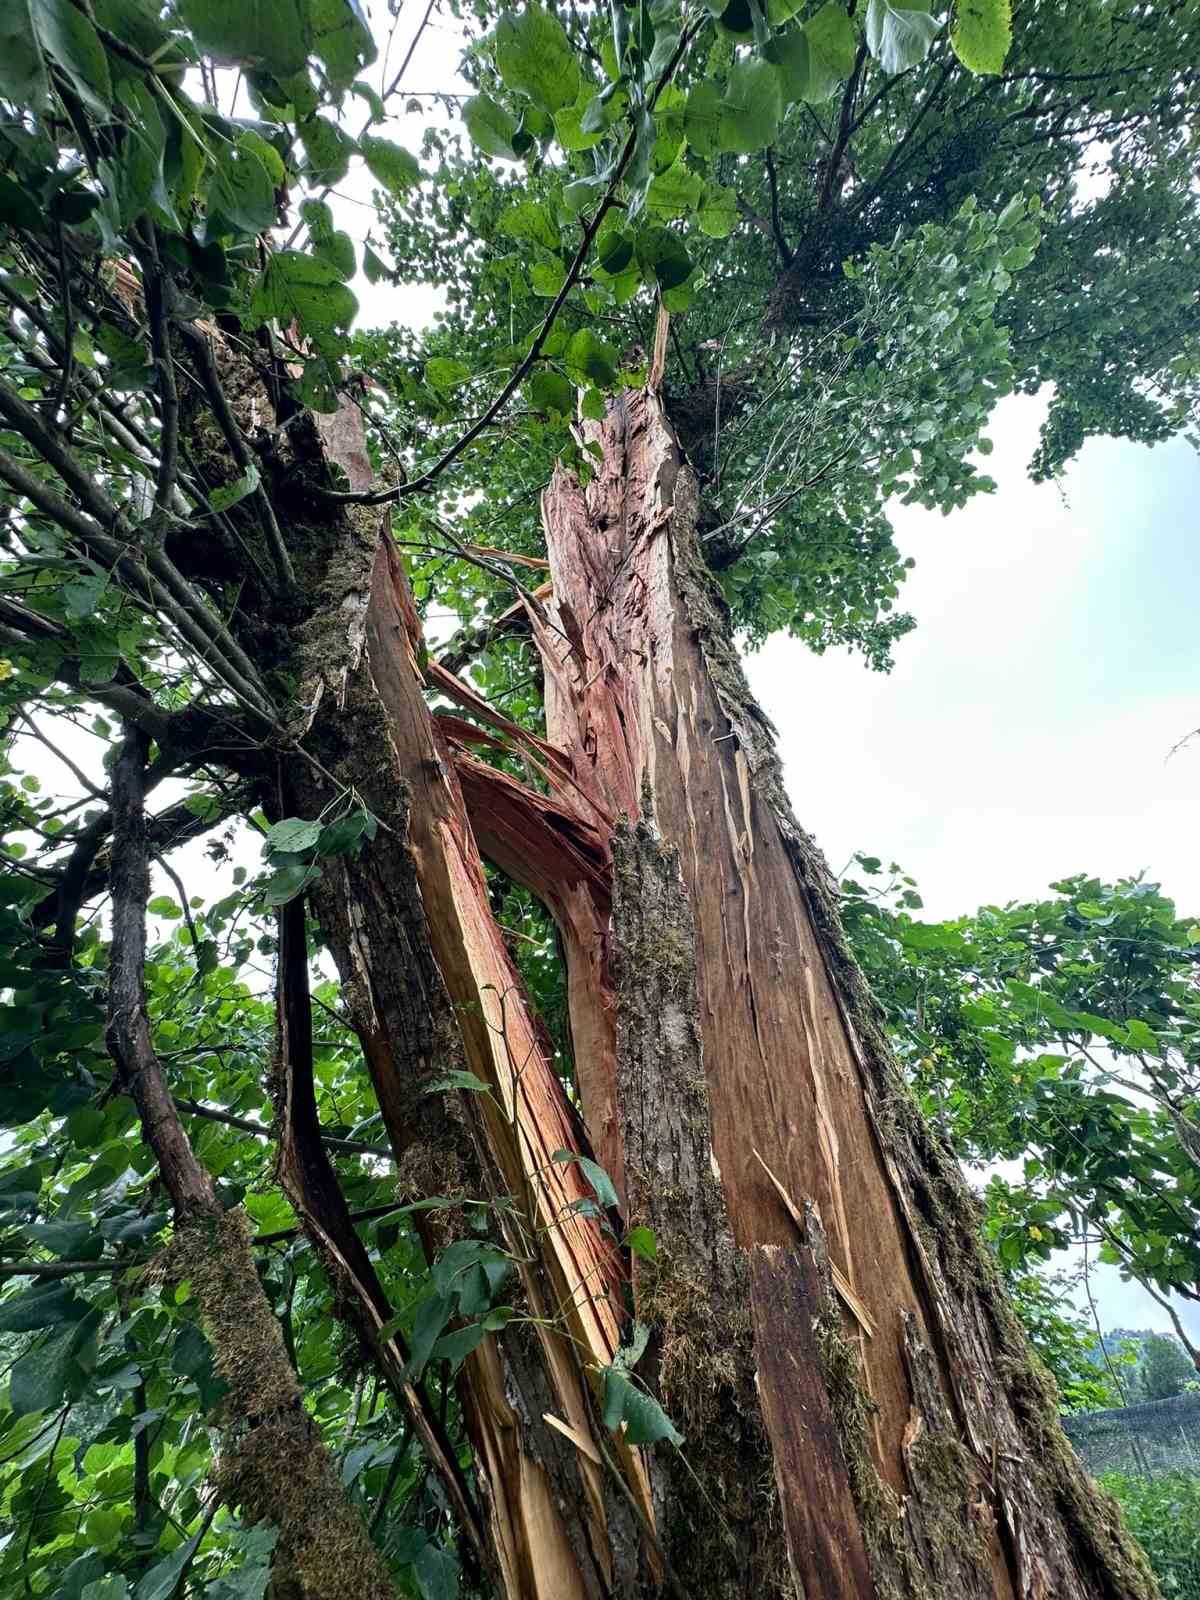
left=272, top=892, right=491, bottom=1580
left=105, top=733, right=397, bottom=1600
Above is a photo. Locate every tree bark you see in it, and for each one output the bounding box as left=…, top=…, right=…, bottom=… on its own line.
left=452, top=362, right=1164, bottom=1600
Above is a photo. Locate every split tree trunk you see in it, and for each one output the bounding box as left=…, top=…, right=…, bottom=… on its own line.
left=193, top=327, right=1161, bottom=1600
left=450, top=361, right=1163, bottom=1600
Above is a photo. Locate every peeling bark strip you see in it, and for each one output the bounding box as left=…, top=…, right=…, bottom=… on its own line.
left=275, top=402, right=667, bottom=1600
left=106, top=734, right=395, bottom=1600
left=532, top=379, right=1161, bottom=1599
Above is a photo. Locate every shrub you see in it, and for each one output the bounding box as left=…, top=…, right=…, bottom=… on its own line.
left=1101, top=1471, right=1200, bottom=1597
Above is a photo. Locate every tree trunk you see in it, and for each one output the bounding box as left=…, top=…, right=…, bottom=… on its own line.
left=199, top=331, right=1161, bottom=1600
left=449, top=356, right=1162, bottom=1599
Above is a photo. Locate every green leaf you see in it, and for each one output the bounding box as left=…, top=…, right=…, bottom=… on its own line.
left=596, top=226, right=635, bottom=275
left=645, top=160, right=703, bottom=222
left=406, top=1290, right=453, bottom=1381
left=564, top=329, right=619, bottom=388
left=528, top=370, right=573, bottom=416
left=33, top=0, right=111, bottom=114
left=719, top=59, right=782, bottom=153
left=179, top=0, right=312, bottom=75
left=310, top=0, right=376, bottom=88
left=804, top=1, right=857, bottom=101
left=57, top=1551, right=106, bottom=1600
left=413, top=1544, right=459, bottom=1600
left=635, top=225, right=692, bottom=290
left=764, top=27, right=810, bottom=104
left=425, top=357, right=471, bottom=391
left=210, top=136, right=277, bottom=235
left=0, top=1, right=49, bottom=109
left=951, top=0, right=1011, bottom=74
left=132, top=1531, right=203, bottom=1600
left=209, top=464, right=261, bottom=514
left=262, top=860, right=316, bottom=905
left=360, top=135, right=420, bottom=196
left=684, top=79, right=722, bottom=159
left=865, top=0, right=938, bottom=74
left=431, top=1321, right=488, bottom=1365
left=301, top=116, right=357, bottom=186
left=63, top=574, right=105, bottom=620
left=463, top=94, right=521, bottom=159
left=82, top=1581, right=129, bottom=1600
left=265, top=817, right=322, bottom=855
left=0, top=1283, right=89, bottom=1332
left=10, top=1313, right=98, bottom=1415
left=530, top=260, right=566, bottom=297
left=23, top=1219, right=98, bottom=1258
left=553, top=1149, right=620, bottom=1209
left=317, top=810, right=374, bottom=857
left=251, top=251, right=358, bottom=349
left=626, top=1225, right=658, bottom=1262
left=698, top=182, right=738, bottom=239
left=601, top=1366, right=683, bottom=1445
left=495, top=5, right=581, bottom=113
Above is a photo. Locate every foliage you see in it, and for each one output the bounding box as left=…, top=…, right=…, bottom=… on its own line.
left=1136, top=1334, right=1197, bottom=1403
left=1004, top=1268, right=1124, bottom=1414
left=371, top=0, right=1199, bottom=662
left=1100, top=1472, right=1200, bottom=1600
left=842, top=859, right=1200, bottom=1312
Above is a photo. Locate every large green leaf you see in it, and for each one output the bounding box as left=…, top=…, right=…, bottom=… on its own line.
left=0, top=1283, right=90, bottom=1332
left=601, top=1366, right=683, bottom=1446
left=33, top=0, right=112, bottom=114
left=360, top=135, right=420, bottom=196
left=564, top=329, right=619, bottom=387
left=463, top=94, right=521, bottom=159
left=132, top=1532, right=204, bottom=1600
left=804, top=1, right=857, bottom=101
left=9, top=1311, right=98, bottom=1415
left=310, top=0, right=376, bottom=88
left=0, top=1, right=49, bottom=108
left=178, top=0, right=312, bottom=75
left=719, top=59, right=782, bottom=153
left=527, top=370, right=573, bottom=416
left=210, top=136, right=277, bottom=235
left=951, top=0, right=1011, bottom=74
left=251, top=250, right=358, bottom=347
left=495, top=5, right=580, bottom=113
left=300, top=116, right=357, bottom=186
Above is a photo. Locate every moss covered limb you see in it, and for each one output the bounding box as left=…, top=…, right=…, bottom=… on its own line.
left=173, top=1210, right=396, bottom=1600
